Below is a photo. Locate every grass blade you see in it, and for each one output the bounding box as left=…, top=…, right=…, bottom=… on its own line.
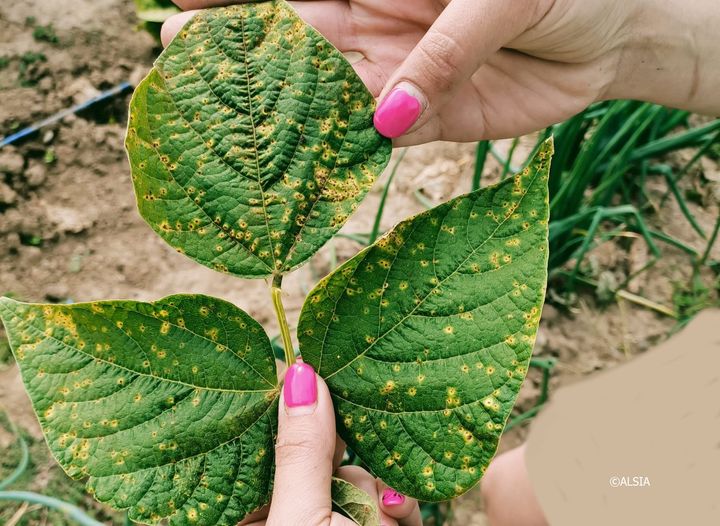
left=369, top=148, right=407, bottom=244
left=472, top=141, right=490, bottom=191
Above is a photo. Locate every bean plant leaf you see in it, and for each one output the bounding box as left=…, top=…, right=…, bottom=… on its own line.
left=126, top=1, right=391, bottom=278
left=0, top=295, right=280, bottom=525
left=331, top=478, right=380, bottom=526
left=299, top=139, right=553, bottom=501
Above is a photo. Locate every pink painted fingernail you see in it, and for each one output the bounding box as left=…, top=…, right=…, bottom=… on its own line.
left=283, top=360, right=317, bottom=411
left=374, top=84, right=423, bottom=138
left=382, top=488, right=406, bottom=506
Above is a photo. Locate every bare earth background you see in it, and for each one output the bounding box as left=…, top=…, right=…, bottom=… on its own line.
left=1, top=1, right=718, bottom=524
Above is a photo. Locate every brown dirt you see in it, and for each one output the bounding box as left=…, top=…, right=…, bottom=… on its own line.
left=1, top=1, right=718, bottom=525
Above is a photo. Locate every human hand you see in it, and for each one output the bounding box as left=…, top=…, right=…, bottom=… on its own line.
left=238, top=360, right=421, bottom=526
left=163, top=0, right=718, bottom=146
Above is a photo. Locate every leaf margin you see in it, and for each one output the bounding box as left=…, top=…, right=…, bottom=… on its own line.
left=0, top=293, right=281, bottom=526
left=298, top=137, right=554, bottom=501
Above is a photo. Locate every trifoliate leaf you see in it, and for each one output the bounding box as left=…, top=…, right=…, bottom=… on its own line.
left=299, top=139, right=553, bottom=501
left=126, top=1, right=391, bottom=278
left=331, top=478, right=380, bottom=526
left=0, top=295, right=279, bottom=525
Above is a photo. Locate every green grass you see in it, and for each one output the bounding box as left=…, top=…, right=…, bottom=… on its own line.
left=0, top=338, right=11, bottom=365
left=25, top=16, right=59, bottom=45
left=333, top=101, right=719, bottom=329
left=548, top=104, right=718, bottom=276
left=471, top=102, right=720, bottom=296
left=0, top=413, right=125, bottom=526
left=32, top=25, right=59, bottom=45
left=18, top=52, right=47, bottom=87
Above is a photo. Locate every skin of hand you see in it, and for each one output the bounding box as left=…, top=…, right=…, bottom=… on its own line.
left=480, top=445, right=549, bottom=526
left=238, top=360, right=421, bottom=526
left=163, top=0, right=719, bottom=146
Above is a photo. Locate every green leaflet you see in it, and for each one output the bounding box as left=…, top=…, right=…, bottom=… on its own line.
left=126, top=1, right=391, bottom=278
left=299, top=139, right=553, bottom=501
left=331, top=478, right=380, bottom=526
left=0, top=295, right=279, bottom=526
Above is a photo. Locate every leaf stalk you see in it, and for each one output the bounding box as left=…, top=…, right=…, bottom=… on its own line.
left=271, top=275, right=295, bottom=365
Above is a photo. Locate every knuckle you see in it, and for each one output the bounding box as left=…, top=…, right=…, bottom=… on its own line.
left=274, top=423, right=331, bottom=468
left=274, top=440, right=316, bottom=467
left=415, top=30, right=465, bottom=92
left=298, top=509, right=332, bottom=526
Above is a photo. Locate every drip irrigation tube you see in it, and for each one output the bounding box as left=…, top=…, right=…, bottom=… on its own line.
left=0, top=81, right=133, bottom=148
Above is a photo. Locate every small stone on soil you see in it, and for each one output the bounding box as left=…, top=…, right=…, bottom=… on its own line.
left=62, top=77, right=100, bottom=105
left=0, top=181, right=18, bottom=205
left=45, top=283, right=70, bottom=302
left=3, top=232, right=21, bottom=252
left=25, top=162, right=48, bottom=187
left=17, top=245, right=43, bottom=264
left=0, top=209, right=22, bottom=233
left=0, top=150, right=25, bottom=176
left=45, top=204, right=93, bottom=234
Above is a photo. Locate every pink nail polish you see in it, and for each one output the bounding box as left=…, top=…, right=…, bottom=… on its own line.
left=374, top=87, right=422, bottom=138
left=382, top=488, right=406, bottom=506
left=283, top=361, right=317, bottom=408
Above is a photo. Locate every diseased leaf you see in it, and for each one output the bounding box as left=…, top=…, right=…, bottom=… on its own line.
left=0, top=295, right=280, bottom=526
left=126, top=1, right=391, bottom=278
left=331, top=478, right=380, bottom=526
left=299, top=139, right=553, bottom=501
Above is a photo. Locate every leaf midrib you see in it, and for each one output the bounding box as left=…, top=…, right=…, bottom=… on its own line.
left=86, top=397, right=277, bottom=478
left=158, top=28, right=273, bottom=274
left=11, top=313, right=276, bottom=395
left=62, top=300, right=277, bottom=389
left=323, top=169, right=543, bottom=381
left=235, top=12, right=279, bottom=273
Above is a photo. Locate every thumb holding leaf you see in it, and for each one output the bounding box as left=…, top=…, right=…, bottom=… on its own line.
left=263, top=360, right=356, bottom=526
left=373, top=0, right=553, bottom=142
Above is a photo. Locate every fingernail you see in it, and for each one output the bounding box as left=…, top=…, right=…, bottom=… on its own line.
left=382, top=488, right=406, bottom=506
left=374, top=83, right=423, bottom=138
left=283, top=360, right=317, bottom=414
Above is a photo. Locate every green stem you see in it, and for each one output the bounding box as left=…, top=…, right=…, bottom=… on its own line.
left=700, top=214, right=720, bottom=266
left=649, top=229, right=700, bottom=257
left=472, top=141, right=490, bottom=191
left=506, top=404, right=544, bottom=431
left=501, top=137, right=519, bottom=180
left=572, top=274, right=678, bottom=318
left=336, top=232, right=370, bottom=244
left=271, top=275, right=295, bottom=365
left=413, top=188, right=435, bottom=210
left=0, top=421, right=29, bottom=491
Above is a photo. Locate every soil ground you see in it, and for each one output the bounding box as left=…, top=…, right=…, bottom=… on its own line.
left=1, top=1, right=718, bottom=525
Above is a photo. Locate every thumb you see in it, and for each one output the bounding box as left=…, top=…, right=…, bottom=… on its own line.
left=266, top=359, right=337, bottom=526
left=373, top=0, right=551, bottom=140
